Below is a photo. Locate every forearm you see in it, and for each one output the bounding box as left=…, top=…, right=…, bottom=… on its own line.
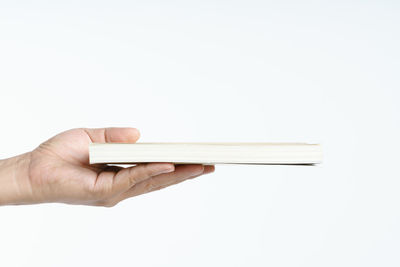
left=0, top=153, right=33, bottom=205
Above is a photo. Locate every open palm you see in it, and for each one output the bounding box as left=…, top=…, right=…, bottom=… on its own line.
left=27, top=128, right=213, bottom=206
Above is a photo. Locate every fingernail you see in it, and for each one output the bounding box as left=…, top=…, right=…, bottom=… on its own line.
left=203, top=165, right=215, bottom=175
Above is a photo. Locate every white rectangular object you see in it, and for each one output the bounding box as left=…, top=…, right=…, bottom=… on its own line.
left=89, top=143, right=322, bottom=165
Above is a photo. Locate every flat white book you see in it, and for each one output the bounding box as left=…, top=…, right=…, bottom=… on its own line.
left=89, top=143, right=322, bottom=165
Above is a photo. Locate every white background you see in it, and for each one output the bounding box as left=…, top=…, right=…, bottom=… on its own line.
left=0, top=1, right=399, bottom=266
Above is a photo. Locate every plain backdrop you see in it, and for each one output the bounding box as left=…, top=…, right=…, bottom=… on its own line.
left=0, top=1, right=399, bottom=266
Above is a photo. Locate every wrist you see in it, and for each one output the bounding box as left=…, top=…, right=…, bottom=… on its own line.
left=0, top=152, right=34, bottom=205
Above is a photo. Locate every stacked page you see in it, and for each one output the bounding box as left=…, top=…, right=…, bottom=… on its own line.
left=89, top=143, right=322, bottom=165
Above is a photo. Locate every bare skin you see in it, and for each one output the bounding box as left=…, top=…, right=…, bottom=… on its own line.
left=0, top=128, right=214, bottom=207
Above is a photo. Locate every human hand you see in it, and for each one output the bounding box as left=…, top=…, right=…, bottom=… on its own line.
left=0, top=128, right=214, bottom=206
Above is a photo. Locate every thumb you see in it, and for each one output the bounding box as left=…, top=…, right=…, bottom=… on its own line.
left=84, top=127, right=140, bottom=143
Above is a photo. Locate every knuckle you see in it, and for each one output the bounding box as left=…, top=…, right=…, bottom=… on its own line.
left=87, top=181, right=114, bottom=200
left=128, top=164, right=152, bottom=185
left=141, top=164, right=154, bottom=178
